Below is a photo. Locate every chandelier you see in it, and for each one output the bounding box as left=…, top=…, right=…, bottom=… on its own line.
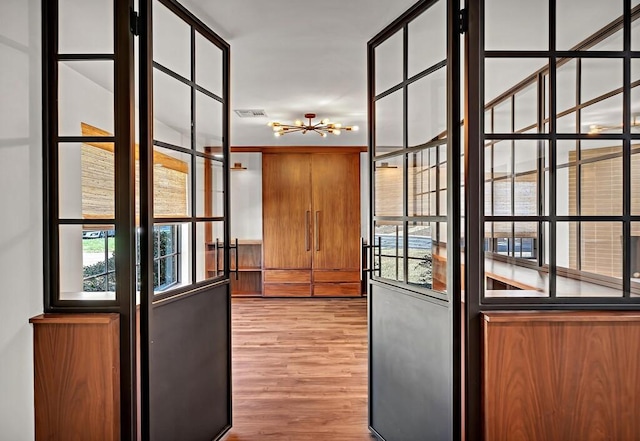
left=267, top=113, right=359, bottom=137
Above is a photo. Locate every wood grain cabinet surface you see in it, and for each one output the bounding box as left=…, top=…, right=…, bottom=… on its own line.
left=30, top=313, right=120, bottom=441
left=482, top=311, right=640, bottom=441
left=262, top=152, right=361, bottom=297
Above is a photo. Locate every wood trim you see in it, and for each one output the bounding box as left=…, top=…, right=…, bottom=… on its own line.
left=483, top=311, right=640, bottom=323
left=81, top=122, right=188, bottom=173
left=231, top=146, right=366, bottom=154
left=30, top=313, right=119, bottom=324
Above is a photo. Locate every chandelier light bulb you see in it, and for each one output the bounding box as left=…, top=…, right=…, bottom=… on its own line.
left=267, top=113, right=358, bottom=138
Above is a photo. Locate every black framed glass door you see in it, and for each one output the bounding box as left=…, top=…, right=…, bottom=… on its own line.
left=367, top=0, right=462, bottom=439
left=139, top=1, right=231, bottom=440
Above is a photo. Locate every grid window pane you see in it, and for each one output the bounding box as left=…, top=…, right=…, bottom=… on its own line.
left=154, top=222, right=191, bottom=293
left=153, top=0, right=191, bottom=79
left=196, top=221, right=224, bottom=282
left=375, top=30, right=403, bottom=94
left=374, top=155, right=404, bottom=217
left=374, top=221, right=404, bottom=283
left=58, top=61, right=114, bottom=137
left=196, top=156, right=223, bottom=218
left=407, top=0, right=446, bottom=78
left=408, top=149, right=441, bottom=217
left=485, top=0, right=548, bottom=51
left=59, top=142, right=115, bottom=220
left=153, top=146, right=191, bottom=218
left=59, top=224, right=116, bottom=301
left=195, top=91, right=223, bottom=153
left=633, top=145, right=640, bottom=215
left=58, top=0, right=113, bottom=54
left=195, top=32, right=223, bottom=97
left=408, top=68, right=447, bottom=147
left=375, top=90, right=404, bottom=156
left=153, top=69, right=191, bottom=148
left=407, top=222, right=446, bottom=293
left=557, top=0, right=622, bottom=51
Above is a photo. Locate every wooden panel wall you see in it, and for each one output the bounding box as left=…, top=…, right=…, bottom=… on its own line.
left=482, top=311, right=640, bottom=441
left=30, top=314, right=120, bottom=441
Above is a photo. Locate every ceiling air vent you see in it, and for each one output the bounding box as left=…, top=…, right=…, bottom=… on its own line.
left=234, top=109, right=267, bottom=118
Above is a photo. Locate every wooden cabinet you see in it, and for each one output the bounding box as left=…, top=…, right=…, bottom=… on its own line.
left=30, top=314, right=120, bottom=441
left=263, top=152, right=361, bottom=297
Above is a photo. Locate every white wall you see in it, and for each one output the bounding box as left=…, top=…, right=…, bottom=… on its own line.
left=230, top=152, right=262, bottom=239
left=0, top=0, right=42, bottom=439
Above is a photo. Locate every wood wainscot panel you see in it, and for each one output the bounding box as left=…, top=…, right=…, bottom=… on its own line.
left=313, top=283, right=361, bottom=297
left=30, top=313, right=120, bottom=441
left=264, top=283, right=312, bottom=297
left=313, top=270, right=361, bottom=283
left=482, top=311, right=640, bottom=441
left=263, top=270, right=312, bottom=284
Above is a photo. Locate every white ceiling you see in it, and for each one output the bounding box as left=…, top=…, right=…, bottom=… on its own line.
left=181, top=0, right=418, bottom=146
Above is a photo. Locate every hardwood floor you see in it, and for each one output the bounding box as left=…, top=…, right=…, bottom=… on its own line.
left=224, top=297, right=375, bottom=441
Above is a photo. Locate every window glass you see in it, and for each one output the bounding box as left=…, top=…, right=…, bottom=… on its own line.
left=374, top=221, right=405, bottom=283
left=485, top=0, right=548, bottom=50
left=59, top=0, right=113, bottom=54
left=59, top=224, right=116, bottom=301
left=196, top=221, right=224, bottom=282
left=153, top=146, right=192, bottom=218
left=375, top=30, right=403, bottom=94
left=58, top=61, right=114, bottom=137
left=375, top=90, right=404, bottom=156
left=556, top=0, right=622, bottom=50
left=153, top=0, right=191, bottom=79
left=154, top=222, right=191, bottom=293
left=407, top=0, right=446, bottom=78
left=196, top=156, right=223, bottom=218
left=374, top=155, right=404, bottom=217
left=408, top=68, right=447, bottom=146
left=195, top=32, right=223, bottom=97
left=407, top=221, right=446, bottom=293
left=153, top=69, right=191, bottom=148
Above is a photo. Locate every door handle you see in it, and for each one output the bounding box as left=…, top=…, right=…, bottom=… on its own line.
left=315, top=211, right=320, bottom=251
left=305, top=211, right=310, bottom=251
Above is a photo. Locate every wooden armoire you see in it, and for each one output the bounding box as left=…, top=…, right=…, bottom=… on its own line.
left=262, top=151, right=361, bottom=297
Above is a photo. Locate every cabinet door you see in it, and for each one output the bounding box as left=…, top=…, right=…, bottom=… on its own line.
left=263, top=153, right=312, bottom=269
left=311, top=153, right=361, bottom=270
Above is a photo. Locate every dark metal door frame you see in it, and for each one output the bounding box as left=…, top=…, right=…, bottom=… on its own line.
left=138, top=0, right=231, bottom=439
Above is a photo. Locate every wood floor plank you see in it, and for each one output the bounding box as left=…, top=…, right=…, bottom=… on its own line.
left=224, top=298, right=375, bottom=441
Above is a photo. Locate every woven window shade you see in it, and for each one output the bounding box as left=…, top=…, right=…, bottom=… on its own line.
left=80, top=122, right=188, bottom=222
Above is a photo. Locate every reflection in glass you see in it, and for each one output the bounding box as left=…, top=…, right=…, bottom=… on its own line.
left=408, top=146, right=447, bottom=216
left=374, top=221, right=404, bottom=283
left=580, top=222, right=623, bottom=279
left=556, top=221, right=578, bottom=270
left=581, top=59, right=622, bottom=104
left=196, top=221, right=224, bottom=282
left=153, top=0, right=191, bottom=79
left=375, top=30, right=403, bottom=94
left=408, top=68, right=447, bottom=146
left=374, top=155, right=404, bottom=216
left=491, top=99, right=512, bottom=133
left=59, top=0, right=113, bottom=54
left=153, top=69, right=191, bottom=148
left=581, top=154, right=622, bottom=216
left=407, top=222, right=446, bottom=293
left=59, top=224, right=116, bottom=300
left=375, top=91, right=404, bottom=155
left=58, top=61, right=114, bottom=137
left=195, top=32, right=223, bottom=97
left=407, top=0, right=446, bottom=78
left=153, top=146, right=191, bottom=218
left=196, top=156, right=223, bottom=217
left=581, top=94, right=623, bottom=134
left=59, top=142, right=115, bottom=220
left=195, top=91, right=223, bottom=152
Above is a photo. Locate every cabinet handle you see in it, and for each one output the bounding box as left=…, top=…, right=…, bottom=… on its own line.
left=305, top=211, right=310, bottom=251
left=315, top=211, right=320, bottom=251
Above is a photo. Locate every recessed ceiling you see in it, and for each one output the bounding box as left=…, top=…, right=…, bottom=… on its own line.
left=181, top=0, right=419, bottom=146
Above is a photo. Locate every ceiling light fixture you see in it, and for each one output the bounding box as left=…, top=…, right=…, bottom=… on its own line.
left=267, top=113, right=359, bottom=138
